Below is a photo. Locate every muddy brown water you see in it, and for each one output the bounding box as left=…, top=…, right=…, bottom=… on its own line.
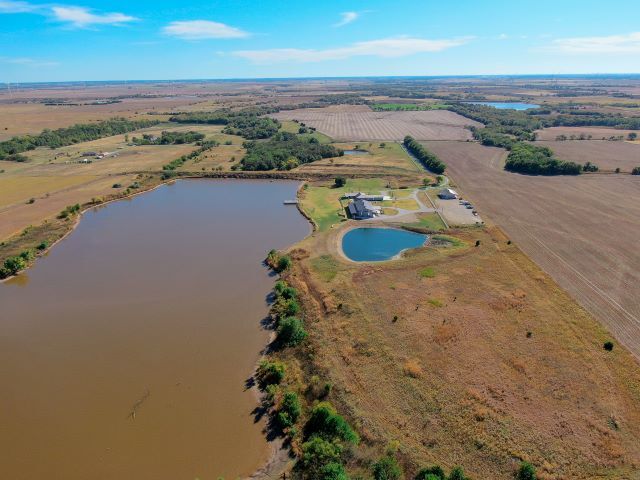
left=0, top=179, right=311, bottom=480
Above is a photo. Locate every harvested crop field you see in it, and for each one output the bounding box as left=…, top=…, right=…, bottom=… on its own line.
left=535, top=126, right=640, bottom=141
left=271, top=106, right=480, bottom=141
left=422, top=140, right=640, bottom=358
left=538, top=140, right=640, bottom=172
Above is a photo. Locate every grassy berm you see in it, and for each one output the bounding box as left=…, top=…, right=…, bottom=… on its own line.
left=285, top=224, right=640, bottom=479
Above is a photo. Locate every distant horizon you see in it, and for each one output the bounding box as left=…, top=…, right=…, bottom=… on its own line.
left=5, top=73, right=640, bottom=87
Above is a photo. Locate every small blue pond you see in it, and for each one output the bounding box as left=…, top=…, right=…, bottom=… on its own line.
left=342, top=228, right=428, bottom=262
left=343, top=149, right=370, bottom=155
left=470, top=102, right=540, bottom=110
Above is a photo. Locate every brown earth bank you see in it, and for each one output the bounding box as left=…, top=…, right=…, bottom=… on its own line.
left=287, top=222, right=640, bottom=479
left=271, top=106, right=481, bottom=141
left=421, top=141, right=640, bottom=360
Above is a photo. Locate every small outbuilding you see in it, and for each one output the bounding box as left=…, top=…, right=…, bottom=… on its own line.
left=438, top=188, right=458, bottom=199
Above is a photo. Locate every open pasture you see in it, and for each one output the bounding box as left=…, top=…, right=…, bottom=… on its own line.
left=271, top=106, right=480, bottom=141
left=422, top=140, right=640, bottom=358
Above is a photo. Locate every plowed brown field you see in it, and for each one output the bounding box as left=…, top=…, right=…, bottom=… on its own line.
left=538, top=140, right=640, bottom=172
left=421, top=141, right=640, bottom=358
left=271, top=106, right=480, bottom=141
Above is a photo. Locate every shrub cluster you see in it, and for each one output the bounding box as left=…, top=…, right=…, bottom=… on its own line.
left=241, top=132, right=342, bottom=171
left=57, top=203, right=81, bottom=219
left=0, top=249, right=36, bottom=279
left=0, top=118, right=159, bottom=160
left=266, top=249, right=293, bottom=272
left=632, top=166, right=640, bottom=175
left=162, top=140, right=219, bottom=170
left=403, top=136, right=446, bottom=174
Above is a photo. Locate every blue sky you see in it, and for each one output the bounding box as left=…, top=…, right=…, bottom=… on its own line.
left=1, top=0, right=639, bottom=82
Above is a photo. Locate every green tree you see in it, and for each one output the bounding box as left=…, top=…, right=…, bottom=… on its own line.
left=277, top=255, right=292, bottom=272
left=372, top=456, right=402, bottom=480
left=277, top=317, right=307, bottom=347
left=277, top=391, right=302, bottom=428
left=628, top=132, right=637, bottom=140
left=319, top=462, right=349, bottom=480
left=300, top=436, right=342, bottom=475
left=334, top=176, right=347, bottom=188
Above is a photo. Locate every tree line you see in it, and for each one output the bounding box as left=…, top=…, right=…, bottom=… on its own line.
left=0, top=117, right=160, bottom=161
left=131, top=130, right=205, bottom=145
left=169, top=107, right=280, bottom=140
left=403, top=136, right=446, bottom=174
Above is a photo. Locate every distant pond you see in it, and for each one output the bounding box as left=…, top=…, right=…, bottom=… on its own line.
left=343, top=149, right=371, bottom=155
left=342, top=227, right=428, bottom=262
left=469, top=101, right=540, bottom=110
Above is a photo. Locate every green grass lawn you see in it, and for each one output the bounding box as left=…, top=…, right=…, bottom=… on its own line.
left=301, top=178, right=387, bottom=231
left=409, top=212, right=447, bottom=231
left=279, top=121, right=333, bottom=144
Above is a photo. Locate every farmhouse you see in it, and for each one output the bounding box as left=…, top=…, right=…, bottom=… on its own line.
left=438, top=188, right=459, bottom=199
left=348, top=198, right=381, bottom=220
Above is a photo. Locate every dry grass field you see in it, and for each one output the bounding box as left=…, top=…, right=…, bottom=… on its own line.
left=538, top=140, right=640, bottom=172
left=292, top=224, right=640, bottom=479
left=421, top=141, right=640, bottom=359
left=0, top=123, right=240, bottom=239
left=271, top=105, right=481, bottom=141
left=295, top=142, right=422, bottom=177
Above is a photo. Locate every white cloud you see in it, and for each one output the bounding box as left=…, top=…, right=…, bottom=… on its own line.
left=551, top=32, right=640, bottom=53
left=52, top=6, right=137, bottom=27
left=163, top=20, right=249, bottom=40
left=233, top=36, right=471, bottom=63
left=0, top=56, right=59, bottom=67
left=334, top=11, right=358, bottom=27
left=0, top=0, right=36, bottom=13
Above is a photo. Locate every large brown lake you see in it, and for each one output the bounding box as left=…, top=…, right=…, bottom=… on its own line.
left=0, top=179, right=310, bottom=479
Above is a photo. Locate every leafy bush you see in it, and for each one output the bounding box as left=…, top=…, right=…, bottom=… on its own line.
left=305, top=402, right=359, bottom=444
left=277, top=255, right=293, bottom=272
left=404, top=136, right=446, bottom=174
left=447, top=467, right=468, bottom=480
left=334, top=176, right=347, bottom=188
left=277, top=317, right=308, bottom=347
left=415, top=466, right=445, bottom=480
left=582, top=161, right=599, bottom=172
left=256, top=360, right=285, bottom=388
left=372, top=456, right=402, bottom=480
left=516, top=462, right=536, bottom=480
left=632, top=166, right=640, bottom=175
left=603, top=341, right=614, bottom=351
